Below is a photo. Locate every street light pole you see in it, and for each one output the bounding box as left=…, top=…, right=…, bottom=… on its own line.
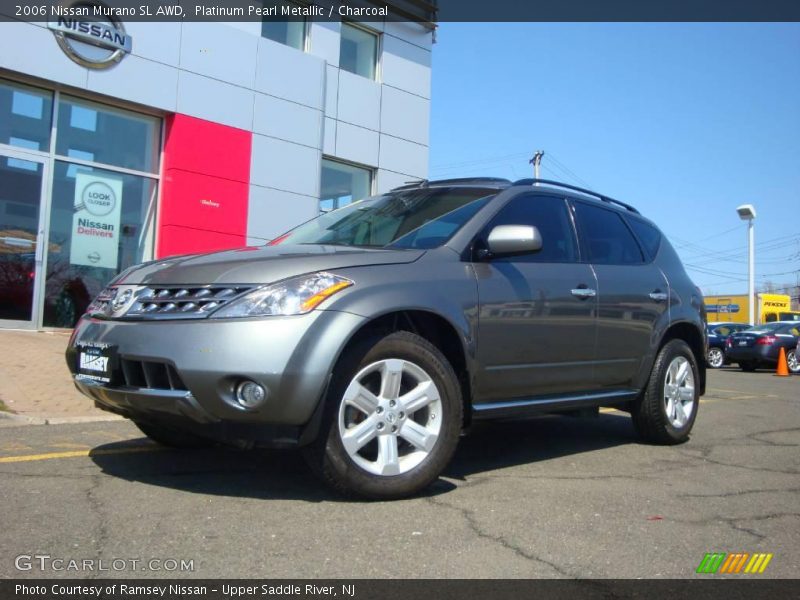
left=737, top=204, right=757, bottom=325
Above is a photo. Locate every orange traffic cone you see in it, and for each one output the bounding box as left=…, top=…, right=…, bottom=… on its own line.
left=775, top=347, right=789, bottom=377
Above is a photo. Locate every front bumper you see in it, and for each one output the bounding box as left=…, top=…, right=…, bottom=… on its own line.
left=67, top=309, right=366, bottom=445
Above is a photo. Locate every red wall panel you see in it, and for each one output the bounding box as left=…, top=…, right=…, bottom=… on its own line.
left=158, top=226, right=246, bottom=257
left=157, top=114, right=252, bottom=258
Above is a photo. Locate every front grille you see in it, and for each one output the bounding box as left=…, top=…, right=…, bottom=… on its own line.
left=124, top=286, right=252, bottom=319
left=121, top=359, right=188, bottom=391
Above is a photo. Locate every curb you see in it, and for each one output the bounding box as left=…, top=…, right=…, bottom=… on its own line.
left=0, top=411, right=124, bottom=426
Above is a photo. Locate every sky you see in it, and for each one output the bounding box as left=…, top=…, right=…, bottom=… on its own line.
left=427, top=23, right=800, bottom=297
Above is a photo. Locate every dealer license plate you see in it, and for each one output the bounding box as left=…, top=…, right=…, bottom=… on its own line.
left=76, top=342, right=117, bottom=384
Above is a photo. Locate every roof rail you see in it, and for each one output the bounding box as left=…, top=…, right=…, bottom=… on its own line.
left=511, top=178, right=640, bottom=214
left=391, top=177, right=511, bottom=192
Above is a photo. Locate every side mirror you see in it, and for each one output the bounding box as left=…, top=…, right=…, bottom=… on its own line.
left=485, top=225, right=543, bottom=258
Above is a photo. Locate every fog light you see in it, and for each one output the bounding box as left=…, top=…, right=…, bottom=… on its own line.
left=235, top=381, right=267, bottom=409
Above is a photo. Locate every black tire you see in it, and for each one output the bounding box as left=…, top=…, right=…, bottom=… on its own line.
left=632, top=339, right=700, bottom=445
left=134, top=421, right=214, bottom=448
left=706, top=347, right=725, bottom=369
left=303, top=331, right=463, bottom=499
left=740, top=361, right=757, bottom=372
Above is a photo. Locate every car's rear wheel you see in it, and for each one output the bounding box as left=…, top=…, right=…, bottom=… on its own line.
left=304, top=331, right=462, bottom=499
left=787, top=349, right=799, bottom=374
left=134, top=421, right=213, bottom=448
left=632, top=339, right=699, bottom=445
left=740, top=361, right=757, bottom=372
left=706, top=347, right=725, bottom=369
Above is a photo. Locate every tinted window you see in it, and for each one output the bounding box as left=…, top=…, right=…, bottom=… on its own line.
left=573, top=202, right=644, bottom=265
left=778, top=324, right=800, bottom=336
left=715, top=326, right=732, bottom=336
left=484, top=195, right=578, bottom=263
left=626, top=216, right=662, bottom=260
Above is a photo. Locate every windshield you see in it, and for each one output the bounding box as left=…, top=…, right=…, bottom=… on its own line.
left=269, top=187, right=495, bottom=249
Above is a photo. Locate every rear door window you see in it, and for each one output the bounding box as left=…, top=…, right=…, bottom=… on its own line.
left=572, top=202, right=644, bottom=265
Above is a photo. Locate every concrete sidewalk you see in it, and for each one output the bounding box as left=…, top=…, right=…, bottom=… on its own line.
left=0, top=330, right=120, bottom=424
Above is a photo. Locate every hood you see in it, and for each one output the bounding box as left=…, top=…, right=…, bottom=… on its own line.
left=115, top=244, right=425, bottom=286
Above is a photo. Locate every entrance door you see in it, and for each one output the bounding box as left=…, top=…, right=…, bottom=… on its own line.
left=0, top=149, right=48, bottom=328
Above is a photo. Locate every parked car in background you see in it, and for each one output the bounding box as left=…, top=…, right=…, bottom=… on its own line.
left=726, top=322, right=800, bottom=373
left=67, top=178, right=707, bottom=499
left=706, top=322, right=751, bottom=368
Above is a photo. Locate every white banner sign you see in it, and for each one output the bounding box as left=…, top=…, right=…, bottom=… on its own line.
left=69, top=172, right=123, bottom=269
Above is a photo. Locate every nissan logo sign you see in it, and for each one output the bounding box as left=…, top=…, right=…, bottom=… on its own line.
left=47, top=0, right=132, bottom=69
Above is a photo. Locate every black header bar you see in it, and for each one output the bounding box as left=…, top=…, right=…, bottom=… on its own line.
left=2, top=0, right=799, bottom=23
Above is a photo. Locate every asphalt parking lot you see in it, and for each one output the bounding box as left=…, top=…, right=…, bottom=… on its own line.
left=0, top=368, right=797, bottom=579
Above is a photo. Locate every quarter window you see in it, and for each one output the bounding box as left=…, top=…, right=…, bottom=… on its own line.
left=340, top=23, right=378, bottom=79
left=261, top=0, right=307, bottom=50
left=484, top=195, right=578, bottom=263
left=572, top=202, right=644, bottom=265
left=626, top=216, right=662, bottom=260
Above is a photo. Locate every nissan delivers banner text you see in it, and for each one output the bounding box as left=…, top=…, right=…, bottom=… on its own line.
left=70, top=171, right=122, bottom=270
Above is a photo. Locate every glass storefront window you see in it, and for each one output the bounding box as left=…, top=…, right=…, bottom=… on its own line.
left=319, top=159, right=373, bottom=212
left=0, top=158, right=44, bottom=322
left=0, top=80, right=53, bottom=152
left=261, top=0, right=306, bottom=50
left=42, top=161, right=156, bottom=327
left=56, top=95, right=160, bottom=174
left=0, top=78, right=161, bottom=329
left=340, top=23, right=378, bottom=80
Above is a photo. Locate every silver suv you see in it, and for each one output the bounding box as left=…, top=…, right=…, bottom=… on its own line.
left=67, top=178, right=707, bottom=499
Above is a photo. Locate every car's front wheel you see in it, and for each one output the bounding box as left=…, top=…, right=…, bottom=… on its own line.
left=707, top=347, right=725, bottom=369
left=304, top=331, right=462, bottom=499
left=632, top=339, right=699, bottom=445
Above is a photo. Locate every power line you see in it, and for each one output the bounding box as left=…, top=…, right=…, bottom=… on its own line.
left=547, top=152, right=594, bottom=189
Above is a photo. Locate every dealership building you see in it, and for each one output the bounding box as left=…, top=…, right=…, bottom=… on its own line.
left=0, top=2, right=435, bottom=329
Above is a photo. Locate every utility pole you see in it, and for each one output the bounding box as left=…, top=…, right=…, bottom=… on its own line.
left=530, top=151, right=544, bottom=181
left=736, top=204, right=757, bottom=325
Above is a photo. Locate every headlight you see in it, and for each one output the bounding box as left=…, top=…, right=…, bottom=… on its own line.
left=85, top=287, right=117, bottom=317
left=210, top=272, right=353, bottom=318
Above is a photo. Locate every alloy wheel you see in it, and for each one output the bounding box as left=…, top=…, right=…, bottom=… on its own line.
left=663, top=356, right=695, bottom=428
left=788, top=350, right=799, bottom=373
left=707, top=347, right=724, bottom=368
left=337, top=359, right=443, bottom=476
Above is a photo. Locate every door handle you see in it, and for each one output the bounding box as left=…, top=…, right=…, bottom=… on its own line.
left=649, top=291, right=668, bottom=302
left=571, top=287, right=596, bottom=299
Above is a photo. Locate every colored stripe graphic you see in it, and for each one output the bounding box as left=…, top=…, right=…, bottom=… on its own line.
left=719, top=553, right=750, bottom=573
left=697, top=553, right=727, bottom=573
left=744, top=553, right=774, bottom=574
